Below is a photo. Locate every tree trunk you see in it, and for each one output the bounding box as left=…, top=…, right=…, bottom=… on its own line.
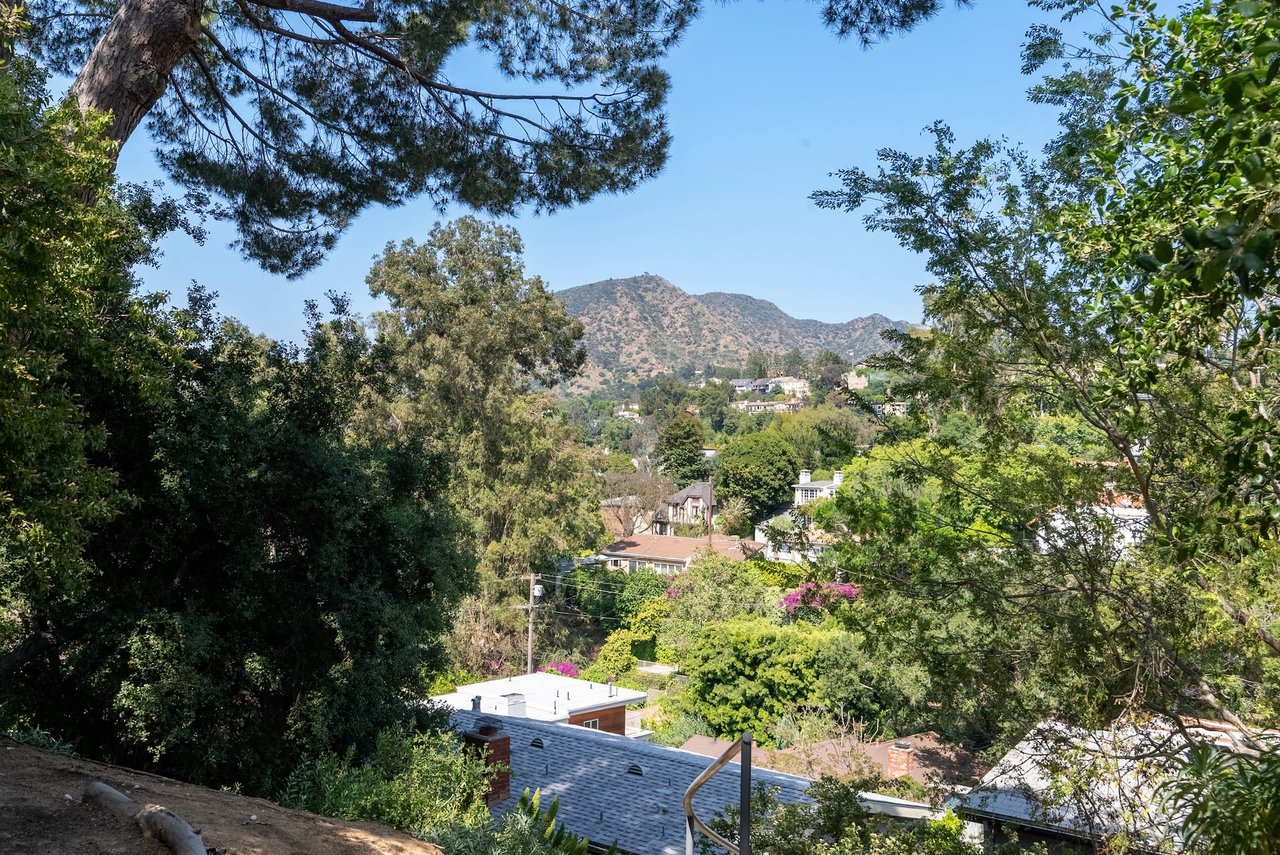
left=0, top=630, right=61, bottom=681
left=69, top=0, right=204, bottom=151
left=0, top=620, right=86, bottom=682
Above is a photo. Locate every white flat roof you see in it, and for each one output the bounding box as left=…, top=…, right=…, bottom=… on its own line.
left=431, top=672, right=647, bottom=722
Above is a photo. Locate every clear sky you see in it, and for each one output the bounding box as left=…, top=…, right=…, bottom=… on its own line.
left=119, top=0, right=1070, bottom=344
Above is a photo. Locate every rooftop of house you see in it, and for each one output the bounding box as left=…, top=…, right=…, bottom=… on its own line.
left=957, top=718, right=1270, bottom=850
left=679, top=731, right=989, bottom=789
left=600, top=533, right=763, bottom=563
left=794, top=470, right=844, bottom=491
left=431, top=673, right=647, bottom=723
left=657, top=481, right=714, bottom=512
left=451, top=710, right=935, bottom=855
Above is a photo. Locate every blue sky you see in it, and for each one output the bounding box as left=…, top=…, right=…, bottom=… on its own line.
left=120, top=1, right=1070, bottom=344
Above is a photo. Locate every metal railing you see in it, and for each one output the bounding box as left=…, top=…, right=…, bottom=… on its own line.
left=682, top=731, right=751, bottom=855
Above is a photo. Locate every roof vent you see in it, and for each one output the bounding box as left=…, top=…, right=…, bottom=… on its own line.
left=626, top=764, right=644, bottom=776
left=530, top=738, right=544, bottom=749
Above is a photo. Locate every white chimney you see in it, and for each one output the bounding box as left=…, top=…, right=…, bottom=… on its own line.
left=799, top=470, right=811, bottom=484
left=833, top=471, right=844, bottom=486
left=500, top=692, right=526, bottom=717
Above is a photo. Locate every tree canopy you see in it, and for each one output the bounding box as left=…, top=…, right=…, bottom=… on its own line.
left=9, top=0, right=969, bottom=275
left=716, top=432, right=800, bottom=525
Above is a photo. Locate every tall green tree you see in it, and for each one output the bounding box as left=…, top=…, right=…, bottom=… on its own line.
left=656, top=413, right=709, bottom=487
left=8, top=292, right=470, bottom=791
left=0, top=40, right=176, bottom=682
left=363, top=218, right=602, bottom=673
left=7, top=0, right=966, bottom=274
left=808, top=0, right=1280, bottom=761
left=716, top=432, right=800, bottom=527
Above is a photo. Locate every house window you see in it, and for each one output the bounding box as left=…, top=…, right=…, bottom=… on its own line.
left=582, top=719, right=599, bottom=730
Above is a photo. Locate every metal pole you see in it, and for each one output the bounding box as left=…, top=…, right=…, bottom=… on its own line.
left=526, top=571, right=536, bottom=674
left=739, top=732, right=752, bottom=855
left=706, top=481, right=714, bottom=548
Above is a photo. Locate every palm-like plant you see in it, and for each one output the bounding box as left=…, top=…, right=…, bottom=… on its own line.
left=1165, top=743, right=1280, bottom=854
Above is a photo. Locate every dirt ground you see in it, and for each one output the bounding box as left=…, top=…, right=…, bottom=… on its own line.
left=0, top=738, right=444, bottom=855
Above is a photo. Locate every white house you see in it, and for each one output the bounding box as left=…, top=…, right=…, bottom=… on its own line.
left=770, top=376, right=811, bottom=398
left=753, top=510, right=834, bottom=564
left=793, top=469, right=843, bottom=505
left=1035, top=492, right=1149, bottom=558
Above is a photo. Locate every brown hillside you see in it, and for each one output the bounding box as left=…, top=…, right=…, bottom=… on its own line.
left=1, top=738, right=442, bottom=855
left=556, top=274, right=904, bottom=389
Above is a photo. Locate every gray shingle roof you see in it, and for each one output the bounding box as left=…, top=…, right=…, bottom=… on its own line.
left=451, top=711, right=932, bottom=855
left=958, top=720, right=1204, bottom=852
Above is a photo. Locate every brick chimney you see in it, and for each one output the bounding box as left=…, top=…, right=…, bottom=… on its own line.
left=799, top=469, right=812, bottom=485
left=833, top=470, right=844, bottom=486
left=463, top=717, right=511, bottom=805
left=886, top=739, right=913, bottom=780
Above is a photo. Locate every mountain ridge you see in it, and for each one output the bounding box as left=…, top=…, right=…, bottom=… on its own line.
left=556, top=274, right=906, bottom=390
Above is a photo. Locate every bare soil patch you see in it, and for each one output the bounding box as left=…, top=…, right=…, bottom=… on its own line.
left=0, top=738, right=443, bottom=855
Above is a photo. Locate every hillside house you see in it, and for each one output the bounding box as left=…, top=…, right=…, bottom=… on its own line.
left=729, top=378, right=755, bottom=394
left=598, top=533, right=763, bottom=573
left=873, top=400, right=911, bottom=418
left=794, top=469, right=843, bottom=504
left=650, top=482, right=714, bottom=536
left=600, top=496, right=653, bottom=538
left=843, top=370, right=869, bottom=390
left=451, top=710, right=940, bottom=855
left=731, top=398, right=805, bottom=415
left=771, top=376, right=811, bottom=398
left=431, top=672, right=647, bottom=736
left=753, top=509, right=834, bottom=564
left=1034, top=492, right=1149, bottom=558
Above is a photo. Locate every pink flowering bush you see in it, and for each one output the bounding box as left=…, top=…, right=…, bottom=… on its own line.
left=780, top=581, right=860, bottom=620
left=540, top=660, right=581, bottom=678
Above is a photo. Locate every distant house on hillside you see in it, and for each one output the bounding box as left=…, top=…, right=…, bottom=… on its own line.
left=873, top=400, right=911, bottom=418
left=794, top=469, right=843, bottom=504
left=600, top=496, right=653, bottom=538
left=729, top=378, right=755, bottom=395
left=753, top=511, right=834, bottom=564
left=771, top=376, right=811, bottom=398
left=731, top=398, right=805, bottom=415
left=843, top=370, right=869, bottom=390
left=1034, top=491, right=1149, bottom=558
left=598, top=533, right=763, bottom=573
left=651, top=482, right=715, bottom=536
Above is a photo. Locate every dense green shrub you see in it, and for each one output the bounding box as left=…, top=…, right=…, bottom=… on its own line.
left=279, top=727, right=490, bottom=836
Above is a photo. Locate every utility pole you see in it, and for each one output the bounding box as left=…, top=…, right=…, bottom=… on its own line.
left=526, top=571, right=537, bottom=674
left=706, top=481, right=714, bottom=549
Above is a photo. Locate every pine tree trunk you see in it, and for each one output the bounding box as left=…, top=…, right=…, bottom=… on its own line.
left=69, top=0, right=204, bottom=150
